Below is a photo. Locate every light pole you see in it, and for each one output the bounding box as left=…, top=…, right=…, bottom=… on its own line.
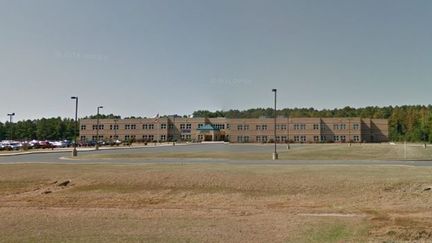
left=114, top=118, right=118, bottom=141
left=272, top=89, right=278, bottom=160
left=7, top=113, right=15, bottom=140
left=95, top=106, right=103, bottom=150
left=348, top=118, right=352, bottom=147
left=71, top=96, right=79, bottom=157
left=287, top=116, right=290, bottom=150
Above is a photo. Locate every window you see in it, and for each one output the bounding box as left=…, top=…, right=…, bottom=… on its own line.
left=334, top=135, right=340, bottom=142
left=213, top=124, right=225, bottom=129
left=110, top=124, right=118, bottom=130
left=294, top=124, right=306, bottom=130
left=180, top=124, right=185, bottom=129
left=313, top=124, right=320, bottom=130
left=160, top=135, right=166, bottom=141
left=294, top=136, right=300, bottom=142
left=256, top=125, right=267, bottom=130
left=80, top=125, right=86, bottom=130
left=300, top=136, right=306, bottom=142
left=186, top=124, right=192, bottom=129
left=334, top=124, right=346, bottom=130
left=143, top=124, right=154, bottom=129
left=237, top=124, right=248, bottom=130
left=353, top=135, right=360, bottom=142
left=320, top=136, right=327, bottom=141
left=281, top=136, right=287, bottom=142
left=125, top=124, right=135, bottom=129
left=198, top=124, right=204, bottom=128
left=314, top=136, right=320, bottom=142
left=125, top=135, right=130, bottom=140
left=161, top=124, right=167, bottom=129
left=340, top=135, right=346, bottom=142
left=353, top=124, right=360, bottom=130
left=276, top=125, right=285, bottom=130
left=80, top=136, right=86, bottom=141
left=92, top=125, right=103, bottom=130
left=169, top=124, right=174, bottom=129
left=237, top=136, right=249, bottom=143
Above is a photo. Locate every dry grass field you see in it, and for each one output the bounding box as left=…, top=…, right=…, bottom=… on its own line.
left=1, top=162, right=432, bottom=242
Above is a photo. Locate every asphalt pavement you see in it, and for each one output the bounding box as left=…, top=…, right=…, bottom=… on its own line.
left=1, top=143, right=432, bottom=166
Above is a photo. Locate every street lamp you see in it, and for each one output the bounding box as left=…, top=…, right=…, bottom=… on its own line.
left=7, top=113, right=15, bottom=140
left=348, top=118, right=352, bottom=147
left=95, top=106, right=103, bottom=150
left=272, top=89, right=278, bottom=160
left=71, top=96, right=79, bottom=157
left=114, top=118, right=118, bottom=141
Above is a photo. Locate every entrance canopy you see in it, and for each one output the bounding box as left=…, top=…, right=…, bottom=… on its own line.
left=197, top=124, right=221, bottom=141
left=197, top=124, right=220, bottom=132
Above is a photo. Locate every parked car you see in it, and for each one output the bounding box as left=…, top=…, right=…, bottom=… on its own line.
left=38, top=141, right=55, bottom=149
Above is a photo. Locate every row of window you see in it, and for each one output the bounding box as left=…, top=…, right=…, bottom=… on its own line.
left=81, top=123, right=361, bottom=131
left=82, top=134, right=362, bottom=142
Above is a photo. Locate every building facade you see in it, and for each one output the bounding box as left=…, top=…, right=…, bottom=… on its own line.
left=79, top=117, right=389, bottom=143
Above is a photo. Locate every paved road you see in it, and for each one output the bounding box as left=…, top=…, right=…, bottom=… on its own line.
left=1, top=143, right=432, bottom=166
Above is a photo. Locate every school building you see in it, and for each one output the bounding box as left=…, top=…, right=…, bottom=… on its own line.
left=79, top=116, right=389, bottom=143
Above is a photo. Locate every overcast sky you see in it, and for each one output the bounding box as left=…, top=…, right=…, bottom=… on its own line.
left=1, top=0, right=431, bottom=121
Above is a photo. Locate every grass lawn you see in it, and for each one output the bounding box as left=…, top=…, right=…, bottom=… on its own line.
left=1, top=162, right=432, bottom=242
left=79, top=143, right=432, bottom=161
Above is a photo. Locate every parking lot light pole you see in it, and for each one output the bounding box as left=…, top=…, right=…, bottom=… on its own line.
left=96, top=106, right=103, bottom=150
left=7, top=113, right=15, bottom=140
left=71, top=96, right=79, bottom=157
left=272, top=89, right=278, bottom=160
left=114, top=118, right=118, bottom=141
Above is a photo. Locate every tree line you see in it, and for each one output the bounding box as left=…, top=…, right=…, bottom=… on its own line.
left=0, top=117, right=76, bottom=141
left=193, top=105, right=432, bottom=142
left=1, top=106, right=431, bottom=142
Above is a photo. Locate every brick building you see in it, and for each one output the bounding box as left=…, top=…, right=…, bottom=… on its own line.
left=79, top=116, right=388, bottom=143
